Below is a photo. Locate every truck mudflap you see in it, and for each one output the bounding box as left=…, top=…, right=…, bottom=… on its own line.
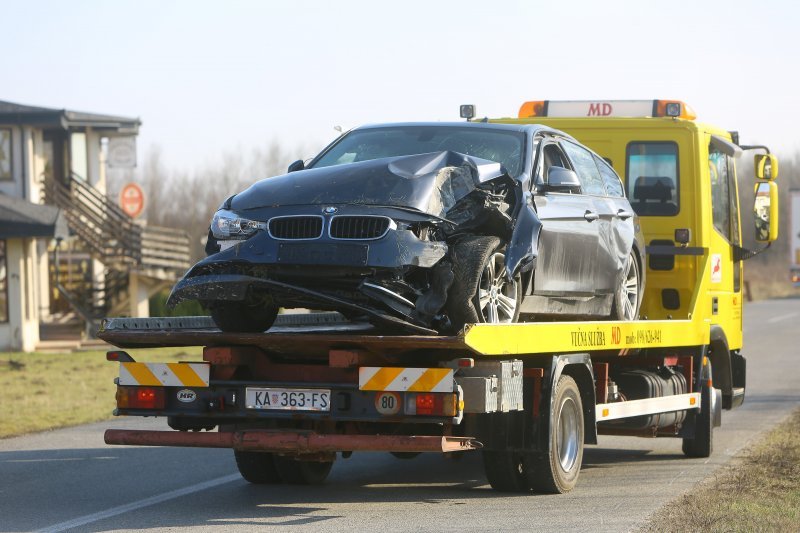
left=103, top=429, right=482, bottom=453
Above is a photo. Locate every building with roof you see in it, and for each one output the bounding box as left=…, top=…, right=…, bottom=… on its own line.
left=0, top=100, right=189, bottom=352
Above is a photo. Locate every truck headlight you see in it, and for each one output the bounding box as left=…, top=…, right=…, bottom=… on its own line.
left=210, top=209, right=266, bottom=239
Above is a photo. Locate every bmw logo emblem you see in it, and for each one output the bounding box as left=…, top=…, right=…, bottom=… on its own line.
left=323, top=206, right=338, bottom=215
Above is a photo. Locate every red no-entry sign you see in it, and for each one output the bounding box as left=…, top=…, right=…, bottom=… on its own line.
left=119, top=183, right=145, bottom=218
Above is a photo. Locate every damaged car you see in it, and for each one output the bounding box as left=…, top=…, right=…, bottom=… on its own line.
left=168, top=122, right=645, bottom=334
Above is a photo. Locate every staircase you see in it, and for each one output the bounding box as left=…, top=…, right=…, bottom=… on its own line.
left=42, top=173, right=191, bottom=331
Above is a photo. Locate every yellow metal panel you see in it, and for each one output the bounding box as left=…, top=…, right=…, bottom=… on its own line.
left=463, top=319, right=710, bottom=356
left=359, top=367, right=454, bottom=392
left=167, top=363, right=208, bottom=388
left=360, top=367, right=404, bottom=391
left=407, top=368, right=452, bottom=392
left=121, top=362, right=161, bottom=386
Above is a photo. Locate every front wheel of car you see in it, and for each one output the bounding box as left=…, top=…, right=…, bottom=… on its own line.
left=210, top=299, right=279, bottom=333
left=445, top=236, right=521, bottom=332
left=611, top=251, right=641, bottom=321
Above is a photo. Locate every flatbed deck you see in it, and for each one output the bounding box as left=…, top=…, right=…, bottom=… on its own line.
left=98, top=314, right=710, bottom=357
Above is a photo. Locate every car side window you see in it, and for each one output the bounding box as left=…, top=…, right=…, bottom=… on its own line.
left=540, top=142, right=570, bottom=183
left=595, top=155, right=625, bottom=197
left=561, top=140, right=606, bottom=196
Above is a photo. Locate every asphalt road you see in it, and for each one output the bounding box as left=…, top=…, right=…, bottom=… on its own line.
left=2, top=298, right=799, bottom=533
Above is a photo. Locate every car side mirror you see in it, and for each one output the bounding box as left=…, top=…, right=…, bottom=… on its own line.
left=547, top=166, right=581, bottom=193
left=754, top=181, right=779, bottom=242
left=287, top=159, right=305, bottom=173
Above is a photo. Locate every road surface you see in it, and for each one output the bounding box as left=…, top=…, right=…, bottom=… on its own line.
left=1, top=298, right=798, bottom=532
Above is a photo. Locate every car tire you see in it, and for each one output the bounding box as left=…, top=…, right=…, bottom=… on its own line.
left=482, top=450, right=533, bottom=492
left=682, top=383, right=714, bottom=458
left=611, top=251, right=641, bottom=321
left=528, top=375, right=584, bottom=493
left=234, top=450, right=282, bottom=484
left=446, top=236, right=521, bottom=332
left=272, top=456, right=333, bottom=485
left=210, top=299, right=279, bottom=333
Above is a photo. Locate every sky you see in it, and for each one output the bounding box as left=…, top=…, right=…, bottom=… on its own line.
left=2, top=0, right=798, bottom=175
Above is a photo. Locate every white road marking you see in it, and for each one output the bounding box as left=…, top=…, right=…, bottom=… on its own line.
left=766, top=312, right=798, bottom=324
left=37, top=473, right=241, bottom=533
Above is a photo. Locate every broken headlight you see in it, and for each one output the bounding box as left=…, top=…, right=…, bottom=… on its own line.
left=210, top=209, right=266, bottom=239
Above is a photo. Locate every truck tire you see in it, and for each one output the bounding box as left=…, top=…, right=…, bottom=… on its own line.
left=273, top=456, right=333, bottom=485
left=611, top=251, right=641, bottom=320
left=682, top=384, right=713, bottom=457
left=210, top=299, right=278, bottom=333
left=446, top=236, right=521, bottom=332
left=234, top=450, right=281, bottom=484
left=482, top=450, right=532, bottom=492
left=529, top=375, right=584, bottom=493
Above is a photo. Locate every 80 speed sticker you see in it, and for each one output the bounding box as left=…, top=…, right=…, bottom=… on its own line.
left=375, top=392, right=401, bottom=415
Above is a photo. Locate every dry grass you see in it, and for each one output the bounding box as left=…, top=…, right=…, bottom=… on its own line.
left=0, top=347, right=202, bottom=438
left=641, top=409, right=800, bottom=532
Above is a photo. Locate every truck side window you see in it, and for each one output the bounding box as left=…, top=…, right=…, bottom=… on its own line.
left=561, top=140, right=606, bottom=196
left=709, top=147, right=740, bottom=246
left=626, top=142, right=679, bottom=216
left=595, top=155, right=624, bottom=197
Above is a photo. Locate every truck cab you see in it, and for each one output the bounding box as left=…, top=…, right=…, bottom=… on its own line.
left=493, top=99, right=780, bottom=409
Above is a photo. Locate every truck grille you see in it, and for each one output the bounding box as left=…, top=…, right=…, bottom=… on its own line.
left=329, top=216, right=392, bottom=240
left=268, top=216, right=323, bottom=240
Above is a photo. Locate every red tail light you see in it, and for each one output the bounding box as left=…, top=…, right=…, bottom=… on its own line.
left=117, top=386, right=166, bottom=409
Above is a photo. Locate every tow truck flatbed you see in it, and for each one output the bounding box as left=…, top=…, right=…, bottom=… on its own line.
left=98, top=315, right=709, bottom=357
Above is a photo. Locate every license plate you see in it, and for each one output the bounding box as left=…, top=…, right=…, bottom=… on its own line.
left=277, top=243, right=368, bottom=266
left=245, top=387, right=331, bottom=411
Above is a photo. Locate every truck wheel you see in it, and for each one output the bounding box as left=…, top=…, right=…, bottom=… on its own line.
left=482, top=450, right=532, bottom=492
left=529, top=375, right=584, bottom=493
left=234, top=450, right=281, bottom=484
left=682, top=384, right=714, bottom=457
left=446, top=236, right=521, bottom=332
left=273, top=456, right=333, bottom=485
left=210, top=299, right=278, bottom=333
left=611, top=251, right=641, bottom=321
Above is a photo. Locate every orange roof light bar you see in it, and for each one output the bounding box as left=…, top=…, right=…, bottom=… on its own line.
left=518, top=99, right=696, bottom=120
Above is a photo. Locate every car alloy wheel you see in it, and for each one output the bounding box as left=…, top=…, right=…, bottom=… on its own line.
left=620, top=253, right=640, bottom=320
left=477, top=252, right=518, bottom=323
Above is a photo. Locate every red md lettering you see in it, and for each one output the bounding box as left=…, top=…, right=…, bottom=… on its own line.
left=587, top=102, right=613, bottom=116
left=611, top=326, right=621, bottom=345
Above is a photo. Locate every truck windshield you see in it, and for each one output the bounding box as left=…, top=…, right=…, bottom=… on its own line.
left=311, top=126, right=526, bottom=176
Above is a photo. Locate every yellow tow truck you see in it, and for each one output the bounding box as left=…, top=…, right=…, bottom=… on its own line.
left=99, top=100, right=779, bottom=493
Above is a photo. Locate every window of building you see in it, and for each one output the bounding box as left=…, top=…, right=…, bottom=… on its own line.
left=561, top=140, right=606, bottom=196
left=0, top=240, right=7, bottom=323
left=70, top=132, right=88, bottom=181
left=0, top=129, right=11, bottom=180
left=626, top=142, right=679, bottom=216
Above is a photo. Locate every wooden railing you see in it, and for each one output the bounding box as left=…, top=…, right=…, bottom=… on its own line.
left=42, top=173, right=192, bottom=320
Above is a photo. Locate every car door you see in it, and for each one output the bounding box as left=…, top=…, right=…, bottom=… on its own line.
left=531, top=139, right=601, bottom=299
left=558, top=140, right=621, bottom=296
left=593, top=154, right=635, bottom=293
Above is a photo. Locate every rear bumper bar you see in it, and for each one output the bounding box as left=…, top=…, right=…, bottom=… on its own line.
left=104, top=429, right=482, bottom=453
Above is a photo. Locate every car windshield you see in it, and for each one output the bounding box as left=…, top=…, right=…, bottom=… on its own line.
left=310, top=126, right=526, bottom=176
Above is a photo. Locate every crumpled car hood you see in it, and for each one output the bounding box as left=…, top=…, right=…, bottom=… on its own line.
left=231, top=151, right=509, bottom=219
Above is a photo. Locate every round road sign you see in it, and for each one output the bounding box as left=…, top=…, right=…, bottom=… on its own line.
left=119, top=183, right=145, bottom=218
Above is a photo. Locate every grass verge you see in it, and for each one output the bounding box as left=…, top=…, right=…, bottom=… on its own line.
left=642, top=408, right=800, bottom=532
left=0, top=347, right=203, bottom=439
